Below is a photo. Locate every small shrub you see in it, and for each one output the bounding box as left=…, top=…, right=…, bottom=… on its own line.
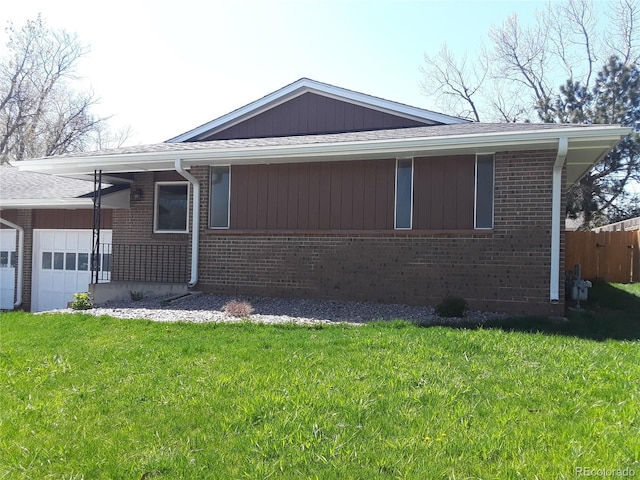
left=223, top=299, right=255, bottom=318
left=129, top=291, right=145, bottom=301
left=71, top=292, right=94, bottom=310
left=436, top=296, right=467, bottom=318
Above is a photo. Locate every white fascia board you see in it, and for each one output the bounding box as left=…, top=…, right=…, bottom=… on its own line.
left=17, top=125, right=631, bottom=176
left=167, top=78, right=468, bottom=142
left=0, top=198, right=95, bottom=209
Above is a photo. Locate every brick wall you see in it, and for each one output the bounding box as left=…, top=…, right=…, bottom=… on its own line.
left=116, top=151, right=565, bottom=316
left=111, top=172, right=190, bottom=282
left=192, top=152, right=564, bottom=316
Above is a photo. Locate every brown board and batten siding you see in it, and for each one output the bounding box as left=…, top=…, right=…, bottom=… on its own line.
left=33, top=209, right=112, bottom=229
left=200, top=93, right=428, bottom=141
left=413, top=155, right=475, bottom=230
left=226, top=156, right=477, bottom=231
left=229, top=160, right=395, bottom=230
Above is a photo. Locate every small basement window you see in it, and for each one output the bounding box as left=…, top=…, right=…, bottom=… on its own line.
left=154, top=182, right=190, bottom=233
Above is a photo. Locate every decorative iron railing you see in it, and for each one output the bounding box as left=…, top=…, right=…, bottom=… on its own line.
left=91, top=242, right=112, bottom=283
left=107, top=244, right=189, bottom=283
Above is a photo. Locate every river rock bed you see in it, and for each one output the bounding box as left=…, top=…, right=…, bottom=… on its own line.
left=49, top=293, right=507, bottom=326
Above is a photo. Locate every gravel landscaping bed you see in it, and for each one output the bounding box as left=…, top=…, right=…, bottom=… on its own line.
left=49, top=293, right=507, bottom=326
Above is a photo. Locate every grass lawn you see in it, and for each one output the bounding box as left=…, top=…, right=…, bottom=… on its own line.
left=1, top=286, right=639, bottom=479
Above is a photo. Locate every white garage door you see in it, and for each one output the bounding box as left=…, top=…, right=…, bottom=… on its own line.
left=0, top=229, right=17, bottom=310
left=32, top=229, right=112, bottom=312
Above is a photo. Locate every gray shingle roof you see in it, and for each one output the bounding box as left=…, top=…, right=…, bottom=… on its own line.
left=57, top=123, right=600, bottom=159
left=0, top=164, right=102, bottom=201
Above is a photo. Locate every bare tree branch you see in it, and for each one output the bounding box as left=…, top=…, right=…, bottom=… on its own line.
left=0, top=15, right=112, bottom=164
left=420, top=0, right=640, bottom=224
left=606, top=0, right=640, bottom=64
left=421, top=43, right=487, bottom=121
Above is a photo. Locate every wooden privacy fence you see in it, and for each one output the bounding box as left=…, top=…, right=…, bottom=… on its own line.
left=566, top=230, right=640, bottom=283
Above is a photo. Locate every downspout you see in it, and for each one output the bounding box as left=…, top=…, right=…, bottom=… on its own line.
left=174, top=158, right=199, bottom=287
left=0, top=217, right=24, bottom=308
left=550, top=137, right=568, bottom=302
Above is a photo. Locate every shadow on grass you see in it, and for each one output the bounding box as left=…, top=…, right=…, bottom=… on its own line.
left=420, top=281, right=640, bottom=342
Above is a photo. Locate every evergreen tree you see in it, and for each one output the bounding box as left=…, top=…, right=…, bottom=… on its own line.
left=547, top=57, right=640, bottom=226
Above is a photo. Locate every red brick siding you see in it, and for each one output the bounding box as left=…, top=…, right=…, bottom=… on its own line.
left=191, top=151, right=564, bottom=316
left=116, top=151, right=565, bottom=316
left=111, top=172, right=190, bottom=282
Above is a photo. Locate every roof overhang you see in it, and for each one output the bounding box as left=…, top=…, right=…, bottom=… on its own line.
left=167, top=78, right=469, bottom=142
left=0, top=188, right=130, bottom=210
left=16, top=125, right=631, bottom=187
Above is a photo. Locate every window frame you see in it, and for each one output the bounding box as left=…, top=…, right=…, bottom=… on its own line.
left=394, top=157, right=414, bottom=230
left=153, top=181, right=190, bottom=234
left=474, top=154, right=495, bottom=230
left=209, top=165, right=231, bottom=230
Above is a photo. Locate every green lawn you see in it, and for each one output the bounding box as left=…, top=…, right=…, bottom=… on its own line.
left=1, top=287, right=639, bottom=479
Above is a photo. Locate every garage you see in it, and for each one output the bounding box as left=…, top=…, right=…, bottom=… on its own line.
left=32, top=229, right=112, bottom=312
left=0, top=229, right=17, bottom=310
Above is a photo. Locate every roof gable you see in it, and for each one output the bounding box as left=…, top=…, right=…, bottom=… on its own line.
left=168, top=78, right=469, bottom=143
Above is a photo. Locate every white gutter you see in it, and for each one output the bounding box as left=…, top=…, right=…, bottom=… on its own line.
left=0, top=199, right=95, bottom=209
left=0, top=217, right=23, bottom=308
left=550, top=137, right=569, bottom=302
left=16, top=125, right=632, bottom=176
left=174, top=159, right=199, bottom=288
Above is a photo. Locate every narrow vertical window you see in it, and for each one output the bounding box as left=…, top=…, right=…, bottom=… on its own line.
left=395, top=158, right=413, bottom=229
left=155, top=182, right=189, bottom=233
left=475, top=154, right=494, bottom=229
left=210, top=166, right=230, bottom=228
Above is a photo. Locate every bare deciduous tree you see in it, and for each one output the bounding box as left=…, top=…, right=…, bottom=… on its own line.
left=422, top=0, right=639, bottom=122
left=420, top=0, right=640, bottom=227
left=0, top=15, right=128, bottom=164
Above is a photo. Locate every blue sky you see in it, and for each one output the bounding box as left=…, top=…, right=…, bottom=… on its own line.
left=2, top=0, right=556, bottom=144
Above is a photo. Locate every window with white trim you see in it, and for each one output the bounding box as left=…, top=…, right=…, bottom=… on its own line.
left=154, top=182, right=190, bottom=233
left=395, top=158, right=413, bottom=229
left=210, top=166, right=230, bottom=229
left=475, top=154, right=495, bottom=229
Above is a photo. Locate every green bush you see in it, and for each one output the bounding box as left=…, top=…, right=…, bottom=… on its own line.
left=71, top=292, right=94, bottom=310
left=436, top=296, right=467, bottom=318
